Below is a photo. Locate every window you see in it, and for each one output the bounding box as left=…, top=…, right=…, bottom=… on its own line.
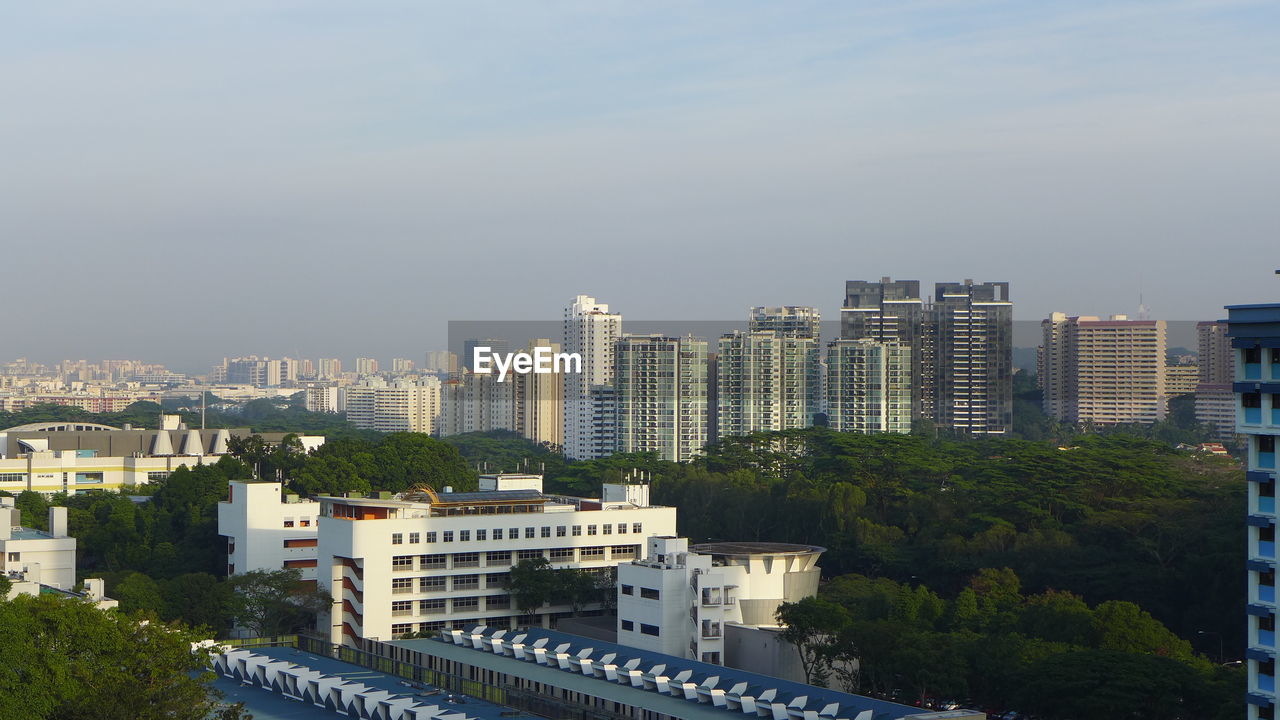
left=145, top=471, right=169, bottom=481
left=701, top=651, right=721, bottom=665
left=510, top=528, right=519, bottom=539
left=391, top=601, right=413, bottom=616
left=632, top=523, right=642, bottom=534
left=426, top=531, right=437, bottom=543
left=486, top=551, right=512, bottom=565
left=392, top=533, right=404, bottom=545
left=580, top=546, right=605, bottom=559
left=452, top=597, right=479, bottom=611
left=283, top=538, right=317, bottom=548
left=486, top=572, right=510, bottom=588
left=1263, top=436, right=1277, bottom=453
left=640, top=587, right=660, bottom=600
left=409, top=532, right=420, bottom=544
left=453, top=552, right=480, bottom=568
left=7, top=552, right=20, bottom=563
left=621, top=584, right=634, bottom=596
left=300, top=519, right=311, bottom=527
left=572, top=525, right=582, bottom=536
left=1245, top=393, right=1263, bottom=408
left=1263, top=524, right=1276, bottom=543
left=517, top=549, right=543, bottom=561
left=486, top=595, right=511, bottom=610
left=392, top=556, right=414, bottom=571
left=640, top=624, right=660, bottom=637
left=392, top=623, right=413, bottom=636
left=420, top=577, right=446, bottom=592
left=587, top=525, right=597, bottom=536
left=420, top=598, right=446, bottom=613
left=493, top=528, right=504, bottom=540
left=452, top=574, right=480, bottom=590
left=525, top=527, right=535, bottom=539
left=421, top=554, right=447, bottom=569
left=392, top=578, right=413, bottom=593
left=556, top=526, right=567, bottom=537
left=283, top=520, right=294, bottom=528
left=460, top=530, right=471, bottom=542
left=1246, top=347, right=1263, bottom=364
left=419, top=621, right=446, bottom=633
left=618, top=523, right=627, bottom=535
left=603, top=524, right=612, bottom=535
left=611, top=545, right=637, bottom=559
left=477, top=529, right=487, bottom=541
left=620, top=620, right=634, bottom=631
left=549, top=548, right=574, bottom=561
left=541, top=526, right=551, bottom=538
left=443, top=531, right=454, bottom=543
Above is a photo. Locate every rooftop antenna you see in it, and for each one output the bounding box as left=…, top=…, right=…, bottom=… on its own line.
left=1137, top=274, right=1150, bottom=320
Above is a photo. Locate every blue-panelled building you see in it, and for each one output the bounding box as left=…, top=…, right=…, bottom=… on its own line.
left=1228, top=302, right=1280, bottom=719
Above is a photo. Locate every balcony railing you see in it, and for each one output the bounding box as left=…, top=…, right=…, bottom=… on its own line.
left=1261, top=496, right=1277, bottom=515
left=1259, top=541, right=1276, bottom=559
left=1261, top=453, right=1277, bottom=470
left=1260, top=673, right=1276, bottom=694
left=1247, top=408, right=1264, bottom=424
left=1246, top=364, right=1263, bottom=380
left=1260, top=584, right=1276, bottom=605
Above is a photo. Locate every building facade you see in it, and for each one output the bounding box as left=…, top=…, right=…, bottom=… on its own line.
left=513, top=339, right=565, bottom=450
left=931, top=281, right=1013, bottom=434
left=825, top=339, right=912, bottom=434
left=840, top=279, right=929, bottom=420
left=616, top=537, right=824, bottom=667
left=344, top=377, right=442, bottom=434
left=438, top=372, right=516, bottom=437
left=563, top=295, right=622, bottom=460
left=1228, top=303, right=1280, bottom=720
left=614, top=336, right=708, bottom=462
left=1041, top=313, right=1167, bottom=425
left=315, top=478, right=677, bottom=646
left=716, top=332, right=820, bottom=439
left=218, top=481, right=321, bottom=583
left=1198, top=321, right=1238, bottom=440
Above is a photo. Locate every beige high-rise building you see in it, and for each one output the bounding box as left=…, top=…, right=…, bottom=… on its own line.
left=1165, top=362, right=1200, bottom=397
left=615, top=335, right=708, bottom=462
left=513, top=338, right=564, bottom=450
left=826, top=339, right=912, bottom=434
left=1040, top=313, right=1168, bottom=425
left=343, top=377, right=441, bottom=434
left=354, top=357, right=379, bottom=375
left=438, top=371, right=516, bottom=437
left=1195, top=320, right=1236, bottom=440
left=317, top=358, right=342, bottom=380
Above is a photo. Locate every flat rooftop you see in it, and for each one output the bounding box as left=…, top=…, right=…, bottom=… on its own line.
left=690, top=542, right=826, bottom=556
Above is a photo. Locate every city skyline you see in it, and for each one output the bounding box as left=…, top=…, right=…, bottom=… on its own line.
left=3, top=2, right=1278, bottom=369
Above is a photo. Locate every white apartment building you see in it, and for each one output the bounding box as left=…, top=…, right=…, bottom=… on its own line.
left=1197, top=320, right=1238, bottom=440
left=343, top=377, right=442, bottom=434
left=315, top=477, right=675, bottom=647
left=355, top=357, right=380, bottom=376
left=317, top=358, right=343, bottom=380
left=218, top=481, right=321, bottom=583
left=1040, top=313, right=1168, bottom=425
left=825, top=339, right=912, bottom=434
left=304, top=385, right=342, bottom=414
left=616, top=537, right=824, bottom=666
left=564, top=295, right=622, bottom=460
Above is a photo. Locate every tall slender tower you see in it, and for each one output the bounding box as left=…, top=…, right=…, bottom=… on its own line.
left=931, top=281, right=1013, bottom=434
left=562, top=295, right=622, bottom=459
left=1227, top=300, right=1280, bottom=720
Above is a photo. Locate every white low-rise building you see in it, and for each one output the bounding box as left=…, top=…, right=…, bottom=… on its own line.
left=218, top=481, right=321, bottom=582
left=617, top=537, right=824, bottom=666
left=315, top=477, right=676, bottom=646
left=1, top=499, right=117, bottom=609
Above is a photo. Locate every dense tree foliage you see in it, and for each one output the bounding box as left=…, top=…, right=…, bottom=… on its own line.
left=285, top=432, right=476, bottom=496
left=777, top=570, right=1242, bottom=718
left=0, top=593, right=245, bottom=720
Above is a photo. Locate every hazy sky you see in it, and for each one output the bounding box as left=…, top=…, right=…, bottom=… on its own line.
left=4, top=1, right=1278, bottom=371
